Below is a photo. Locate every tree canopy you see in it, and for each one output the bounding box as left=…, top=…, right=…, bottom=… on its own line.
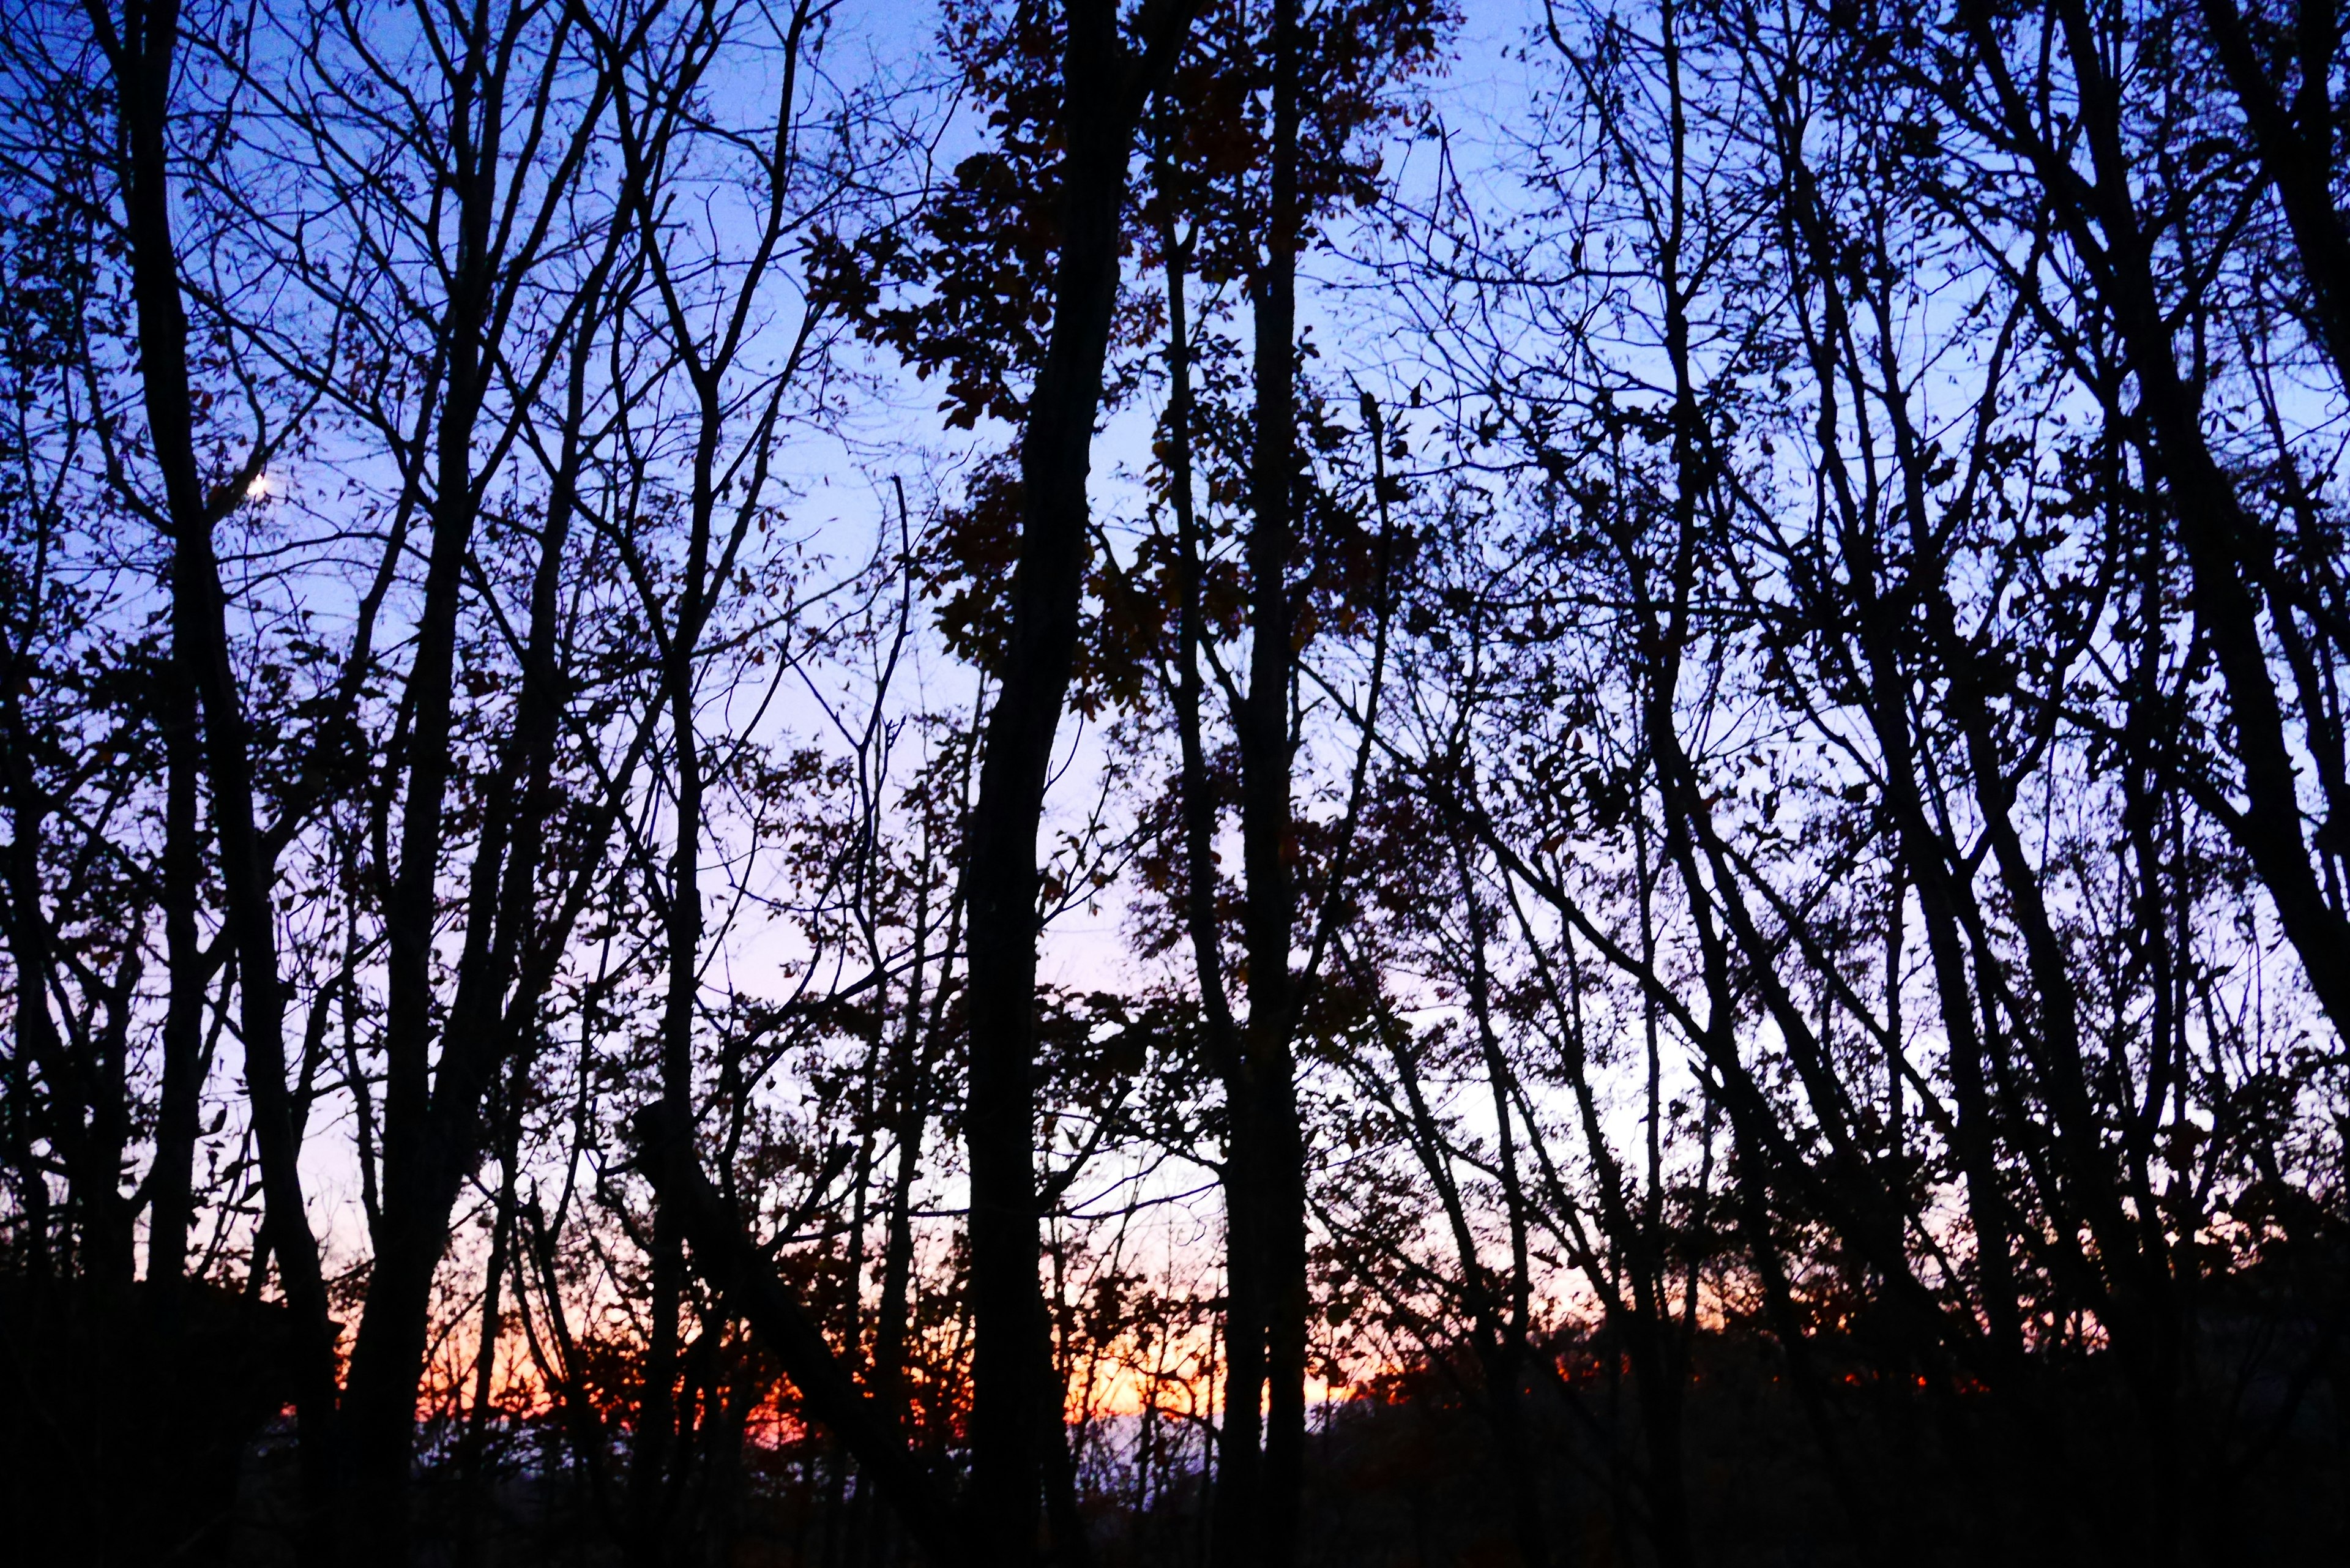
left=0, top=0, right=2344, bottom=1562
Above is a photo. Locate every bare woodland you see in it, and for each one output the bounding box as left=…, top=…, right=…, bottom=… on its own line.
left=0, top=0, right=2344, bottom=1562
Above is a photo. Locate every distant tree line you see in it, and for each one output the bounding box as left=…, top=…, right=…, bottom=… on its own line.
left=0, top=0, right=2343, bottom=1563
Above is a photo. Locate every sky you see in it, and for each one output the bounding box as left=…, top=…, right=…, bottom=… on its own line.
left=201, top=0, right=1621, bottom=1365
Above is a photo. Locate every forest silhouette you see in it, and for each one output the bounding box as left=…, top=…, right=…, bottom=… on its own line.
left=0, top=0, right=2344, bottom=1562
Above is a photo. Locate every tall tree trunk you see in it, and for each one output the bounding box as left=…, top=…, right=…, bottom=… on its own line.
left=1154, top=106, right=1256, bottom=1568
left=0, top=707, right=64, bottom=1276
left=961, top=4, right=1195, bottom=1558
left=457, top=1058, right=525, bottom=1568
left=1235, top=6, right=1304, bottom=1563
left=341, top=73, right=503, bottom=1550
left=88, top=1, right=344, bottom=1550
left=147, top=637, right=204, bottom=1290
left=336, top=16, right=621, bottom=1533
left=874, top=863, right=954, bottom=1430
left=632, top=515, right=709, bottom=1568
left=1459, top=856, right=1552, bottom=1568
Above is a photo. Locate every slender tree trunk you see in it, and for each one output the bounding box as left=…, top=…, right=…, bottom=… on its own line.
left=1237, top=7, right=1305, bottom=1562
left=91, top=2, right=344, bottom=1551
left=458, top=1058, right=527, bottom=1568
left=338, top=27, right=624, bottom=1528
left=83, top=948, right=140, bottom=1288
left=962, top=6, right=1190, bottom=1558
left=147, top=639, right=204, bottom=1289
left=0, top=724, right=65, bottom=1276
left=1459, top=856, right=1551, bottom=1568
left=1154, top=106, right=1260, bottom=1568
left=874, top=867, right=952, bottom=1431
